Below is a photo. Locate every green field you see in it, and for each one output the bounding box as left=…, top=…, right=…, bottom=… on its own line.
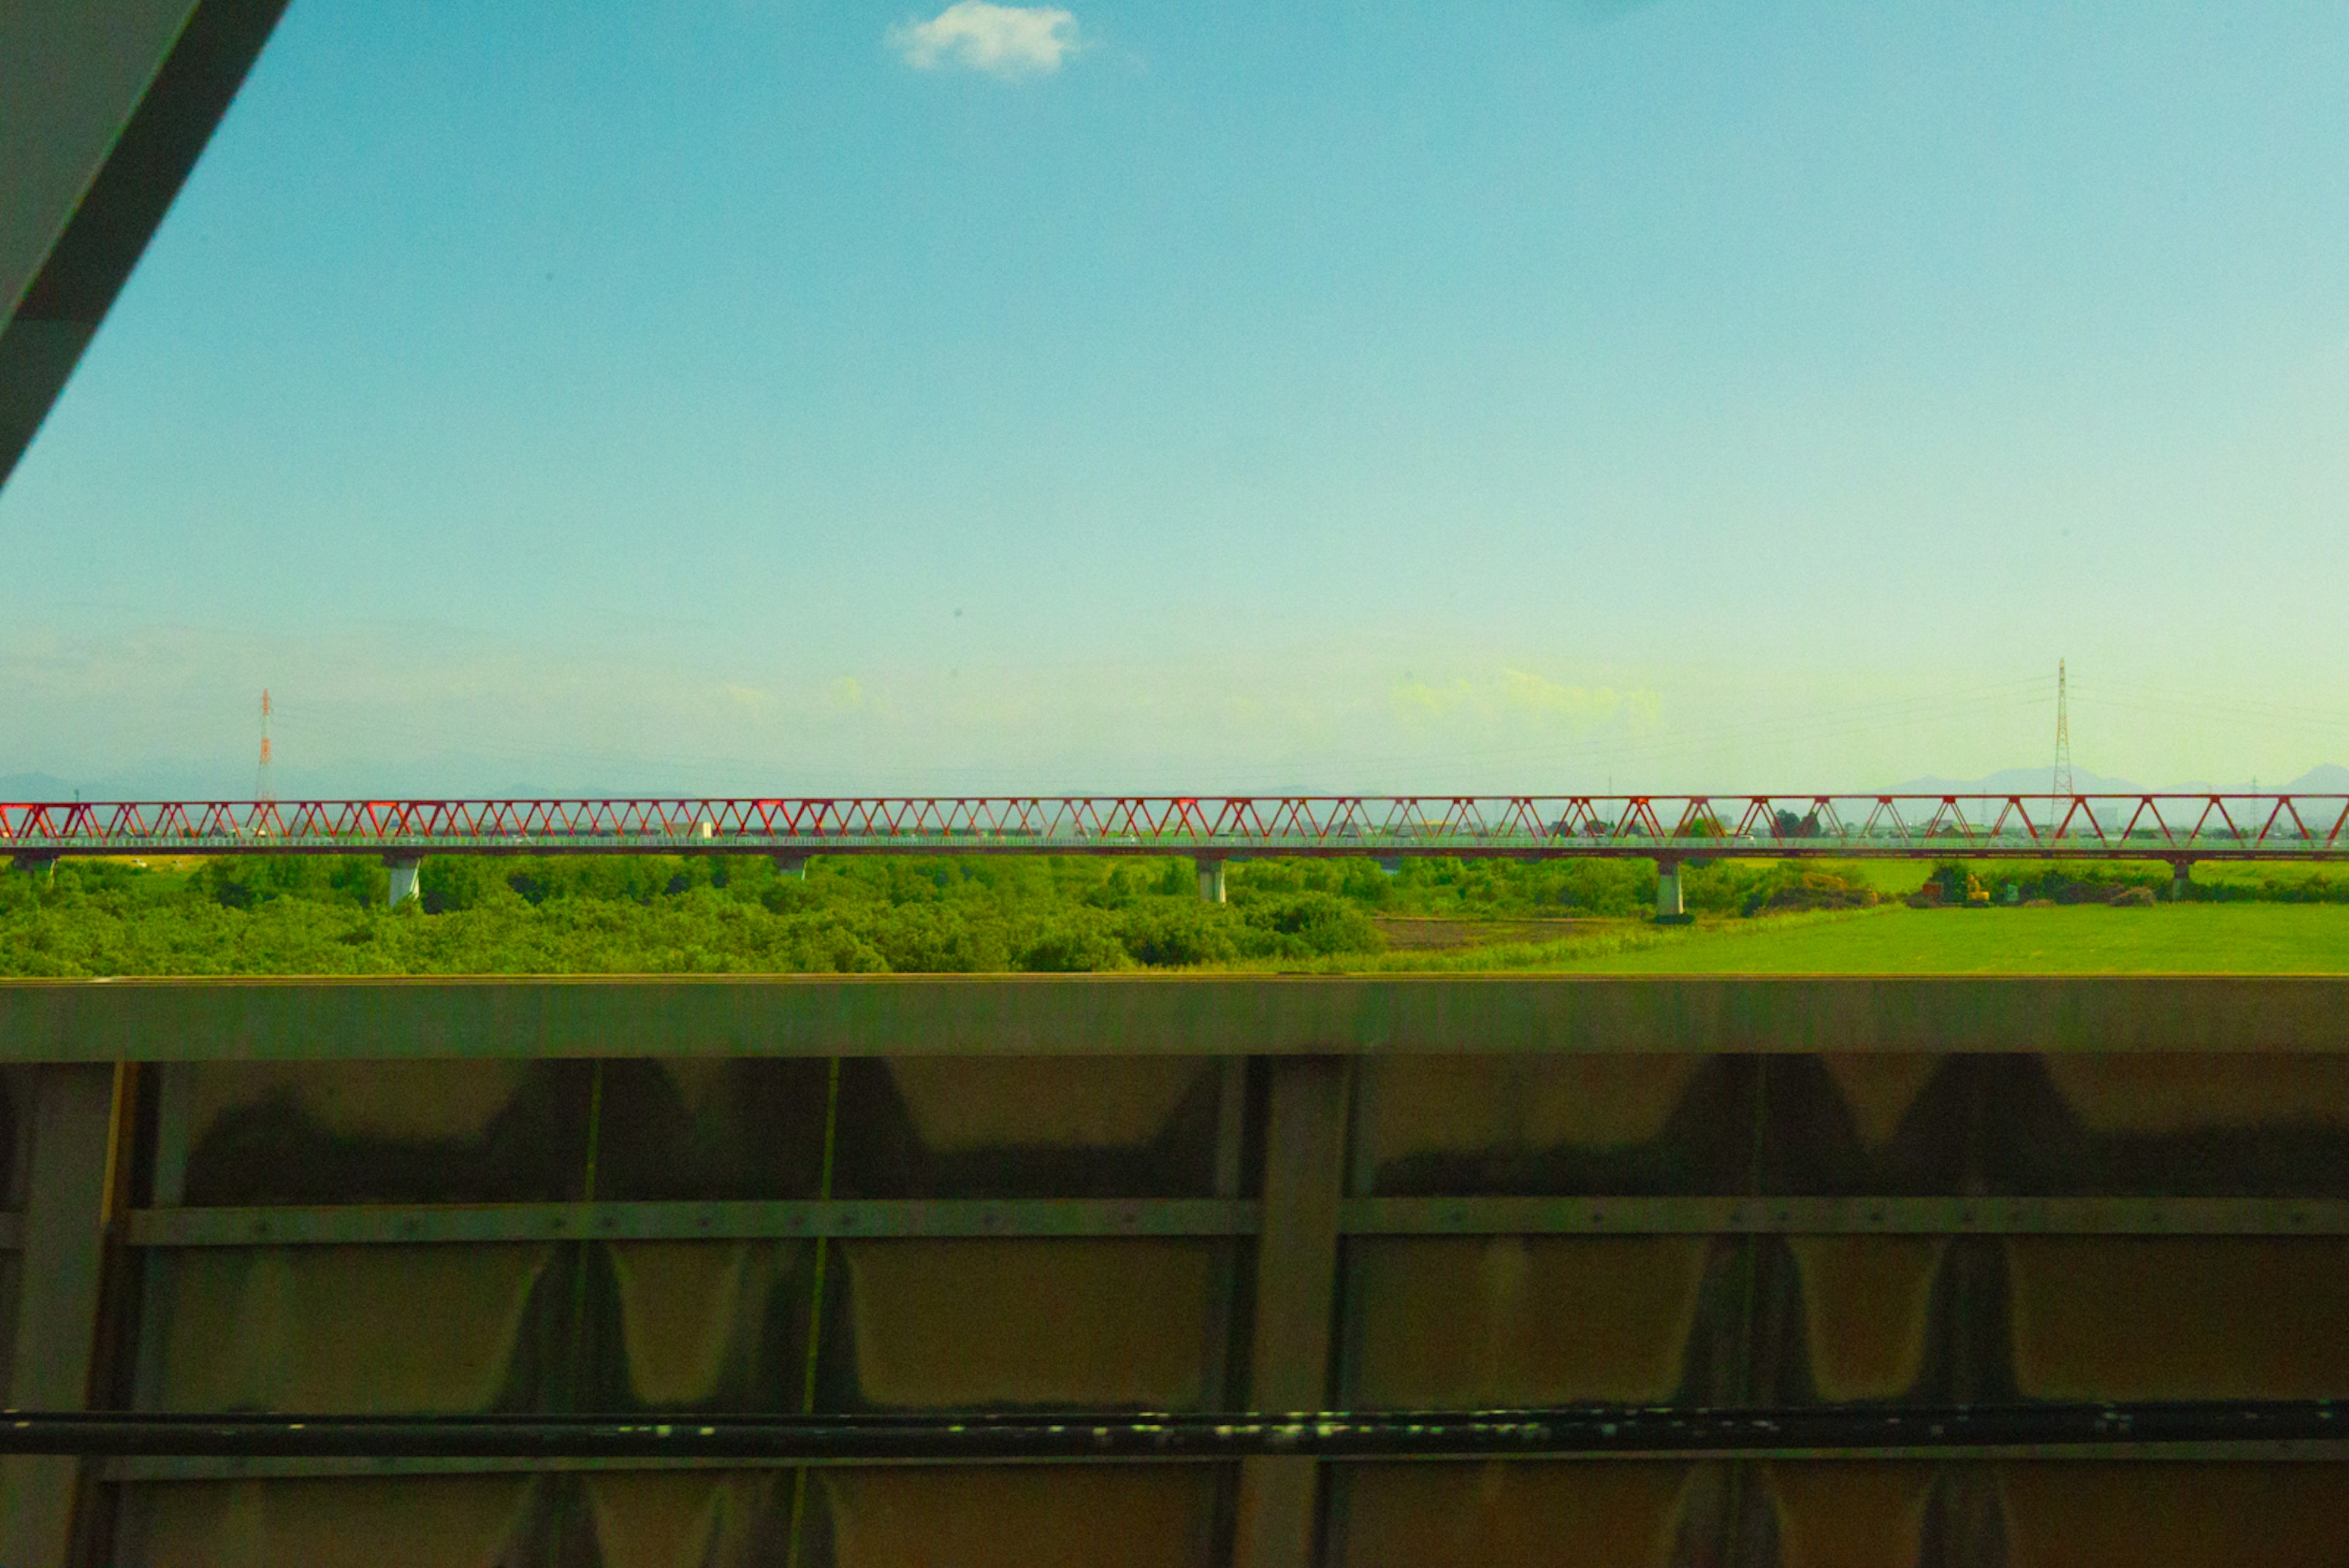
left=1301, top=902, right=2349, bottom=975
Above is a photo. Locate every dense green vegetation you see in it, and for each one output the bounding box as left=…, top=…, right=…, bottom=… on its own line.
left=1, top=850, right=2343, bottom=975
left=0, top=851, right=1814, bottom=975
left=2, top=854, right=1340, bottom=976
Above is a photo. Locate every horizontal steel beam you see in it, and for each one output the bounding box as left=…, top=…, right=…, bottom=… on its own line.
left=114, top=1195, right=2349, bottom=1247
left=13, top=975, right=2349, bottom=1060
left=14, top=1402, right=2347, bottom=1460
left=9, top=842, right=2343, bottom=863
left=1343, top=1195, right=2349, bottom=1236
left=101, top=1439, right=2349, bottom=1482
left=124, top=1198, right=1256, bottom=1247
left=6, top=793, right=2348, bottom=860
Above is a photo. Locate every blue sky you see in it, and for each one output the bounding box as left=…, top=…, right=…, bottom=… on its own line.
left=6, top=1, right=2349, bottom=797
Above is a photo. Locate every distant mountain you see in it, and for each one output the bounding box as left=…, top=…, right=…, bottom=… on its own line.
left=2285, top=764, right=2349, bottom=792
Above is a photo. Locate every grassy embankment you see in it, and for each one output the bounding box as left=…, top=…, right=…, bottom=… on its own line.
left=1304, top=902, right=2349, bottom=975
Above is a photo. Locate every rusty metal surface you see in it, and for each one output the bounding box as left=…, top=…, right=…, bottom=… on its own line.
left=10, top=975, right=2349, bottom=1062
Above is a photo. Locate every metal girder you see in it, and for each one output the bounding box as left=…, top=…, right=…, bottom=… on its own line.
left=1, top=0, right=196, bottom=318
left=7, top=792, right=2349, bottom=860
left=1234, top=1058, right=1352, bottom=1568
left=14, top=975, right=2349, bottom=1061
left=105, top=1195, right=2349, bottom=1249
left=1, top=0, right=291, bottom=485
left=123, top=1197, right=1260, bottom=1247
left=1342, top=1195, right=2349, bottom=1236
left=95, top=1437, right=2349, bottom=1484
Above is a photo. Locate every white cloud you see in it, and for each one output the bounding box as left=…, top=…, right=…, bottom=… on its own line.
left=888, top=2, right=1082, bottom=78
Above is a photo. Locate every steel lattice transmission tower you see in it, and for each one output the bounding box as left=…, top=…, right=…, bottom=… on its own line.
left=2051, top=660, right=2073, bottom=800
left=255, top=690, right=275, bottom=804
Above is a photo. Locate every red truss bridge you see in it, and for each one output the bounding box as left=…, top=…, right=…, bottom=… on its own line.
left=6, top=795, right=2348, bottom=864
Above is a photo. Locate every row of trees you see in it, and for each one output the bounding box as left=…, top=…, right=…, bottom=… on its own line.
left=2, top=853, right=1390, bottom=976
left=9, top=849, right=1811, bottom=920
left=0, top=850, right=1856, bottom=976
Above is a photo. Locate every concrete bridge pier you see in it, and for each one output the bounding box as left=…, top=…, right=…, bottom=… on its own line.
left=2170, top=860, right=2194, bottom=902
left=1197, top=855, right=1226, bottom=904
left=771, top=853, right=808, bottom=881
left=385, top=853, right=421, bottom=907
left=1654, top=857, right=1685, bottom=921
